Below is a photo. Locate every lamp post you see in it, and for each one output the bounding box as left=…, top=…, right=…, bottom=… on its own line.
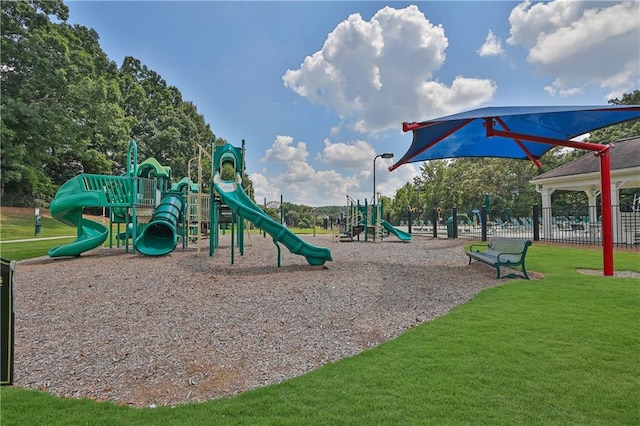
left=373, top=153, right=394, bottom=205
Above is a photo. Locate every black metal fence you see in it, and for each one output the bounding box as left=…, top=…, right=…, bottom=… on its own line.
left=405, top=204, right=639, bottom=250
left=0, top=193, right=51, bottom=208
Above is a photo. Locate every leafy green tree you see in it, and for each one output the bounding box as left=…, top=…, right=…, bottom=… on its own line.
left=118, top=56, right=213, bottom=180
left=49, top=23, right=129, bottom=178
left=220, top=163, right=235, bottom=180
left=1, top=0, right=71, bottom=197
left=284, top=210, right=300, bottom=227
left=388, top=183, right=414, bottom=224
left=263, top=206, right=281, bottom=223
left=413, top=159, right=450, bottom=215
left=588, top=90, right=640, bottom=144
left=588, top=90, right=640, bottom=205
left=298, top=218, right=311, bottom=229
left=1, top=1, right=128, bottom=198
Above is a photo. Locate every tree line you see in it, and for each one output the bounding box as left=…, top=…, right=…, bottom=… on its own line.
left=1, top=0, right=214, bottom=202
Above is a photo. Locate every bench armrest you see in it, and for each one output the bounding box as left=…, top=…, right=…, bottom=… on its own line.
left=468, top=243, right=489, bottom=252
left=496, top=251, right=525, bottom=262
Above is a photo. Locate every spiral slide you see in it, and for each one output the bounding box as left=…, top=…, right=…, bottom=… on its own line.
left=48, top=176, right=109, bottom=258
left=213, top=174, right=332, bottom=266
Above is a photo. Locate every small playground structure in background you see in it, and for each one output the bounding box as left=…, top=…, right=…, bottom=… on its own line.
left=338, top=195, right=411, bottom=242
left=47, top=139, right=332, bottom=266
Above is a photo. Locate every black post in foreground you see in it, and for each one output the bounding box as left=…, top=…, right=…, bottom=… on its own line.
left=1, top=257, right=15, bottom=386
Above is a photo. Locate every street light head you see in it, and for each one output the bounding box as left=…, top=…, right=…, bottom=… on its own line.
left=381, top=152, right=394, bottom=159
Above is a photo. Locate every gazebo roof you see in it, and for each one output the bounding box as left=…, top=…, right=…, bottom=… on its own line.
left=532, top=136, right=640, bottom=181
left=530, top=136, right=640, bottom=195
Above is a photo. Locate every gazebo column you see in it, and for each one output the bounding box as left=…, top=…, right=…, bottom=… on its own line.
left=584, top=189, right=600, bottom=226
left=610, top=182, right=621, bottom=244
left=538, top=185, right=555, bottom=240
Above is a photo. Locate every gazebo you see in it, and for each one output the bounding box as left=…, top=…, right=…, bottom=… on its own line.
left=531, top=136, right=640, bottom=243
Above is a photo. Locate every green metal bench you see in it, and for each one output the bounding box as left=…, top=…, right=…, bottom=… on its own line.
left=467, top=237, right=532, bottom=279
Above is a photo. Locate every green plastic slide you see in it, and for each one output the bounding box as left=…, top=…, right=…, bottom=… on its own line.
left=213, top=175, right=332, bottom=266
left=48, top=176, right=109, bottom=258
left=382, top=220, right=412, bottom=241
left=134, top=193, right=184, bottom=256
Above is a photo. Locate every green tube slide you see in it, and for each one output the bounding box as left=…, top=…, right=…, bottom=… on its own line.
left=134, top=193, right=184, bottom=256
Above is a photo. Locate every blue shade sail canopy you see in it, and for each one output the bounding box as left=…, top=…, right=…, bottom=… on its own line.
left=390, top=105, right=640, bottom=171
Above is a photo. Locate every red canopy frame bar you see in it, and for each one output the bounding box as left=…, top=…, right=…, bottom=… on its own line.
left=391, top=119, right=474, bottom=171
left=484, top=118, right=614, bottom=276
left=493, top=117, right=543, bottom=168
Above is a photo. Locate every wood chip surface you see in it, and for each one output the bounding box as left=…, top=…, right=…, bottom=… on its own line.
left=13, top=233, right=502, bottom=407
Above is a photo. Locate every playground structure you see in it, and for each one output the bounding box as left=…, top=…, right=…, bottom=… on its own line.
left=339, top=195, right=411, bottom=242
left=48, top=139, right=332, bottom=266
left=48, top=140, right=184, bottom=258
left=210, top=143, right=332, bottom=266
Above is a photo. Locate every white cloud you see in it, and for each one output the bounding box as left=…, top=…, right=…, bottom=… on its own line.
left=508, top=0, right=639, bottom=100
left=318, top=138, right=376, bottom=169
left=269, top=162, right=363, bottom=206
left=422, top=77, right=496, bottom=114
left=544, top=79, right=583, bottom=98
left=283, top=5, right=496, bottom=134
left=249, top=172, right=280, bottom=204
left=251, top=138, right=419, bottom=206
left=262, top=135, right=308, bottom=162
left=477, top=30, right=505, bottom=57
left=282, top=161, right=315, bottom=183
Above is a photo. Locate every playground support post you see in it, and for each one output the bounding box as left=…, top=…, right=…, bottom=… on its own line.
left=432, top=208, right=438, bottom=238
left=364, top=198, right=369, bottom=242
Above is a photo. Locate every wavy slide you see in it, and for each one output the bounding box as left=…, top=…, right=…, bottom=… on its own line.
left=382, top=220, right=412, bottom=241
left=48, top=176, right=109, bottom=258
left=213, top=174, right=332, bottom=266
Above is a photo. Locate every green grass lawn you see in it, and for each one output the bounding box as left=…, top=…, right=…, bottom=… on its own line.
left=1, top=215, right=639, bottom=424
left=0, top=212, right=77, bottom=241
left=0, top=212, right=79, bottom=260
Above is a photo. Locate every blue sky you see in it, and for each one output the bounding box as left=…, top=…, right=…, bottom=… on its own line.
left=67, top=1, right=640, bottom=206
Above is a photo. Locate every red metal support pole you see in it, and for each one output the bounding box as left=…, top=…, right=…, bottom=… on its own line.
left=598, top=148, right=614, bottom=276
left=483, top=118, right=615, bottom=276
